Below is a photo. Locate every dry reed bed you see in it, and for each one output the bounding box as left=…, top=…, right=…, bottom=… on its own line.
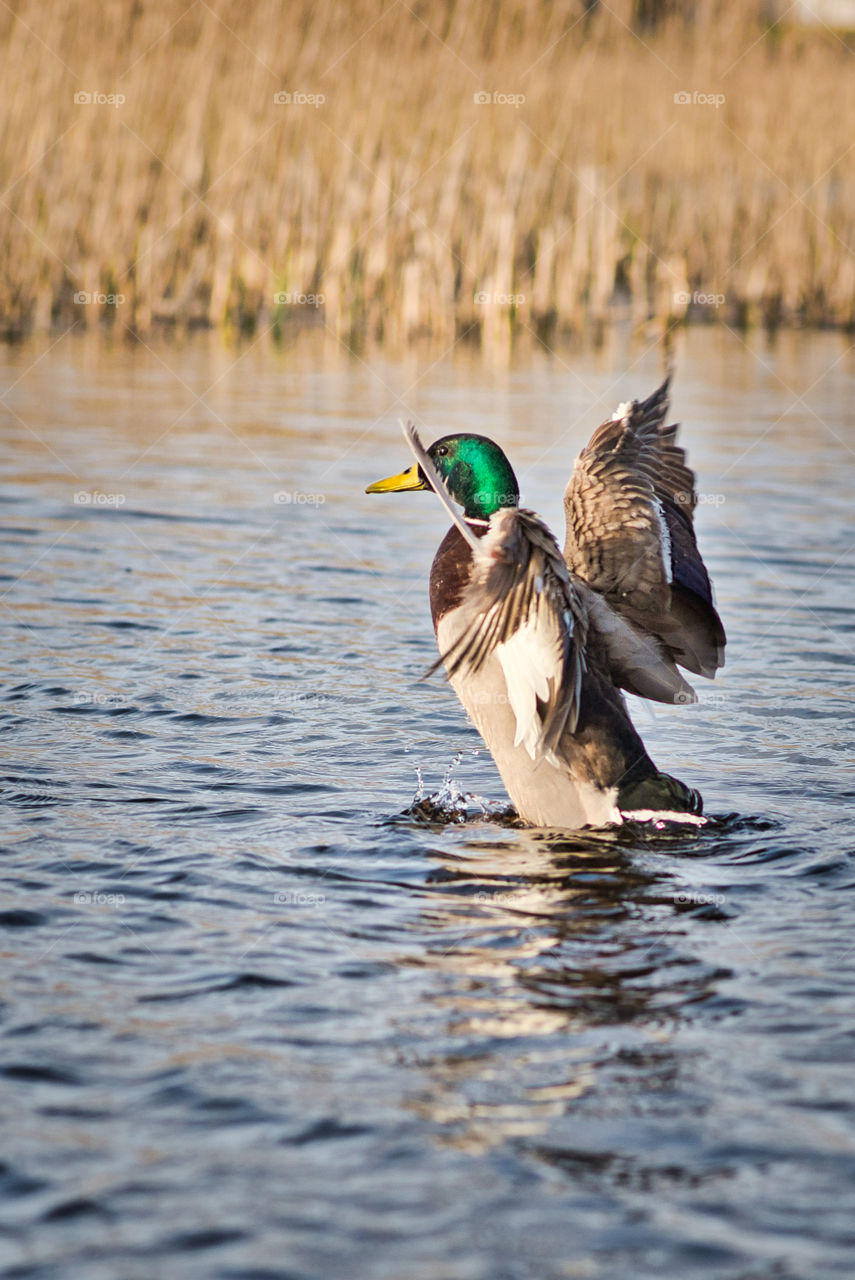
left=2, top=0, right=855, bottom=346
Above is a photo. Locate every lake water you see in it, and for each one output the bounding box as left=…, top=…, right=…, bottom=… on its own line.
left=1, top=325, right=854, bottom=1279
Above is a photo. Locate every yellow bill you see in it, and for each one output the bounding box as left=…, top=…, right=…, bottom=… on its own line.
left=365, top=463, right=427, bottom=494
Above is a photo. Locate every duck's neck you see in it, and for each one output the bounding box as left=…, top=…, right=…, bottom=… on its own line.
left=429, top=523, right=486, bottom=630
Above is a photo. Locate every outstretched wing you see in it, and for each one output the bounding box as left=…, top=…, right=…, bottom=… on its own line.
left=563, top=377, right=725, bottom=678
left=400, top=419, right=698, bottom=768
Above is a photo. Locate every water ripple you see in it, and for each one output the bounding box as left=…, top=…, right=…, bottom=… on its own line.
left=1, top=331, right=854, bottom=1280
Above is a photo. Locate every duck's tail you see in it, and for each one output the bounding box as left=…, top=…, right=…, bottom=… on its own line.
left=618, top=769, right=703, bottom=819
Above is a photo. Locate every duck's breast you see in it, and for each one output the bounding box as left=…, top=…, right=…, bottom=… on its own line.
left=436, top=607, right=620, bottom=830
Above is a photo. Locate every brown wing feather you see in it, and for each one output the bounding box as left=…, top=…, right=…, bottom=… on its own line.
left=563, top=377, right=725, bottom=678
left=431, top=506, right=699, bottom=769
left=429, top=508, right=588, bottom=757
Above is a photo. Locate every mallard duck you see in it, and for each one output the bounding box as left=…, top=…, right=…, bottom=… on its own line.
left=366, top=378, right=725, bottom=829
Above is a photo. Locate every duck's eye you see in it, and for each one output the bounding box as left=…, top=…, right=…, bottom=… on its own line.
left=436, top=445, right=449, bottom=457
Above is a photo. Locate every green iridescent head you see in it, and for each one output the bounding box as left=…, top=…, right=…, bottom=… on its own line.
left=366, top=433, right=519, bottom=520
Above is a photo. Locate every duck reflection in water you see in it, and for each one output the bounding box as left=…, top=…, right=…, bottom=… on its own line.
left=396, top=825, right=729, bottom=1155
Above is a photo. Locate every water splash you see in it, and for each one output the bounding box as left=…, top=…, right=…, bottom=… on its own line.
left=403, top=750, right=515, bottom=826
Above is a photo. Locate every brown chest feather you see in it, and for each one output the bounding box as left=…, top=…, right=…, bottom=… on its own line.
left=429, top=525, right=480, bottom=631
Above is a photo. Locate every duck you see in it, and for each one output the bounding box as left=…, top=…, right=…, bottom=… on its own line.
left=366, top=377, right=725, bottom=830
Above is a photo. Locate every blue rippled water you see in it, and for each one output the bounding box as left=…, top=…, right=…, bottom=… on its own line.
left=1, top=327, right=854, bottom=1279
